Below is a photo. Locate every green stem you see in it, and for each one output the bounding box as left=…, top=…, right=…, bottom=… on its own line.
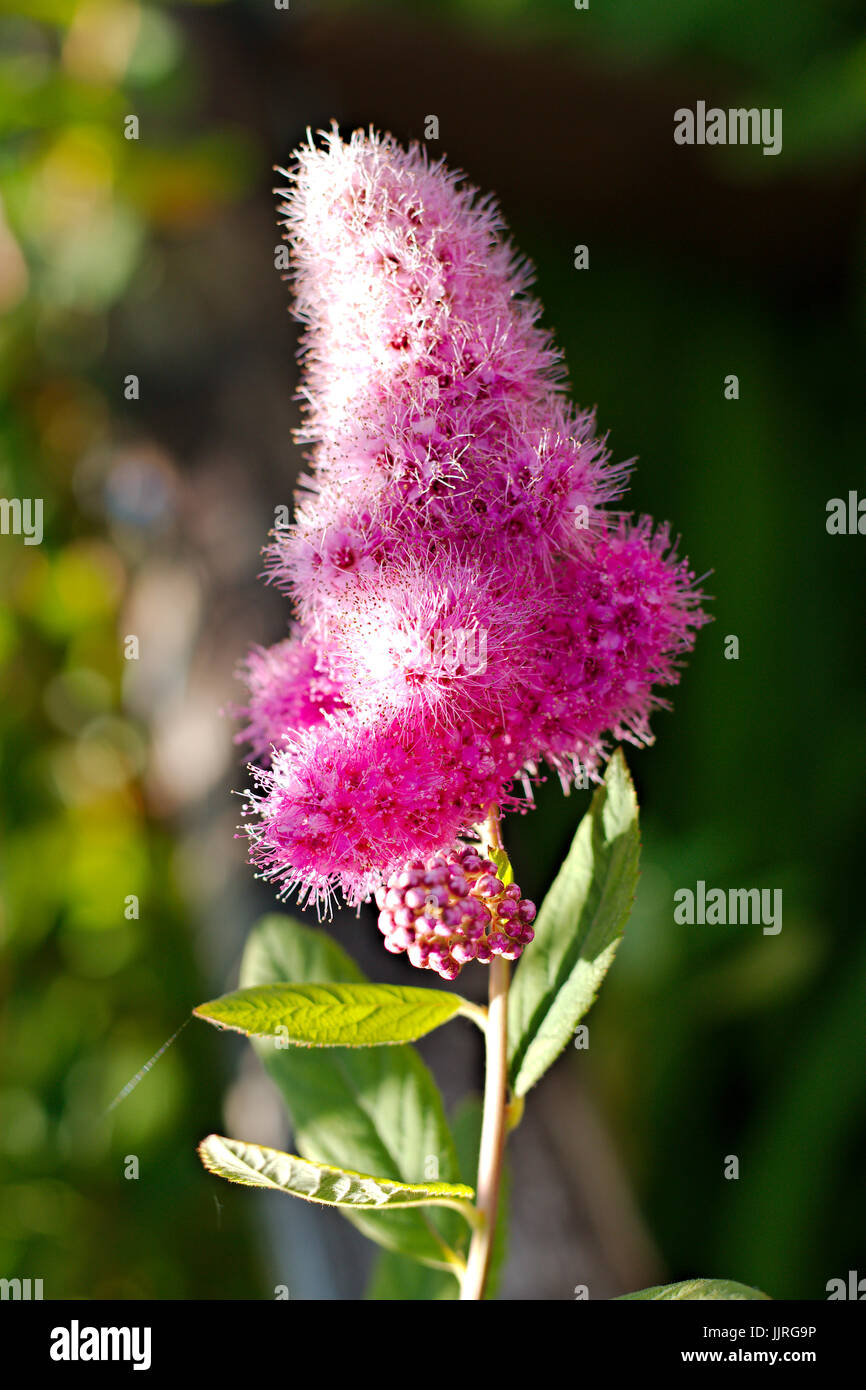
left=460, top=953, right=509, bottom=1299
left=435, top=1198, right=485, bottom=1230
left=460, top=806, right=510, bottom=1300
left=456, top=998, right=489, bottom=1032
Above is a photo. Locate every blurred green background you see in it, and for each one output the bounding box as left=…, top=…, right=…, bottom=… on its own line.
left=1, top=0, right=864, bottom=1299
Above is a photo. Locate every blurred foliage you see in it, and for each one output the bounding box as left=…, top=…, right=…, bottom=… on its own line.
left=0, top=0, right=263, bottom=1297
left=332, top=0, right=866, bottom=165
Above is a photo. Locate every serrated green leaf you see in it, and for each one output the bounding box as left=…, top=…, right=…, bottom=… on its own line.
left=365, top=1098, right=481, bottom=1302
left=617, top=1278, right=770, bottom=1301
left=198, top=1134, right=474, bottom=1212
left=239, top=915, right=465, bottom=1271
left=366, top=1094, right=508, bottom=1301
left=194, top=982, right=472, bottom=1047
left=508, top=749, right=640, bottom=1098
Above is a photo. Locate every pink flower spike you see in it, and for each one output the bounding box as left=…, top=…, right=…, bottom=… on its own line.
left=235, top=125, right=709, bottom=965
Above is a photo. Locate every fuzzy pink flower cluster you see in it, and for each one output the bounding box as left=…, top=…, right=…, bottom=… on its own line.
left=238, top=126, right=708, bottom=913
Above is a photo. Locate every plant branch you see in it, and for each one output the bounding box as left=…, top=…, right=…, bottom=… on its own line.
left=459, top=806, right=512, bottom=1299
left=460, top=953, right=509, bottom=1299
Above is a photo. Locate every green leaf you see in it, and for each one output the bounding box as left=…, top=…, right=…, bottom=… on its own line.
left=194, top=982, right=476, bottom=1047
left=508, top=749, right=640, bottom=1098
left=365, top=1251, right=461, bottom=1301
left=238, top=915, right=466, bottom=1271
left=487, top=844, right=514, bottom=888
left=198, top=1134, right=474, bottom=1212
left=365, top=1094, right=508, bottom=1301
left=617, top=1278, right=770, bottom=1301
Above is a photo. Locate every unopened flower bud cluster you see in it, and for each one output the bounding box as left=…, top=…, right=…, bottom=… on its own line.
left=375, top=846, right=536, bottom=980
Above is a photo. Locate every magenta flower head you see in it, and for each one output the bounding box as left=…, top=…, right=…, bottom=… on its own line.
left=237, top=125, right=708, bottom=965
